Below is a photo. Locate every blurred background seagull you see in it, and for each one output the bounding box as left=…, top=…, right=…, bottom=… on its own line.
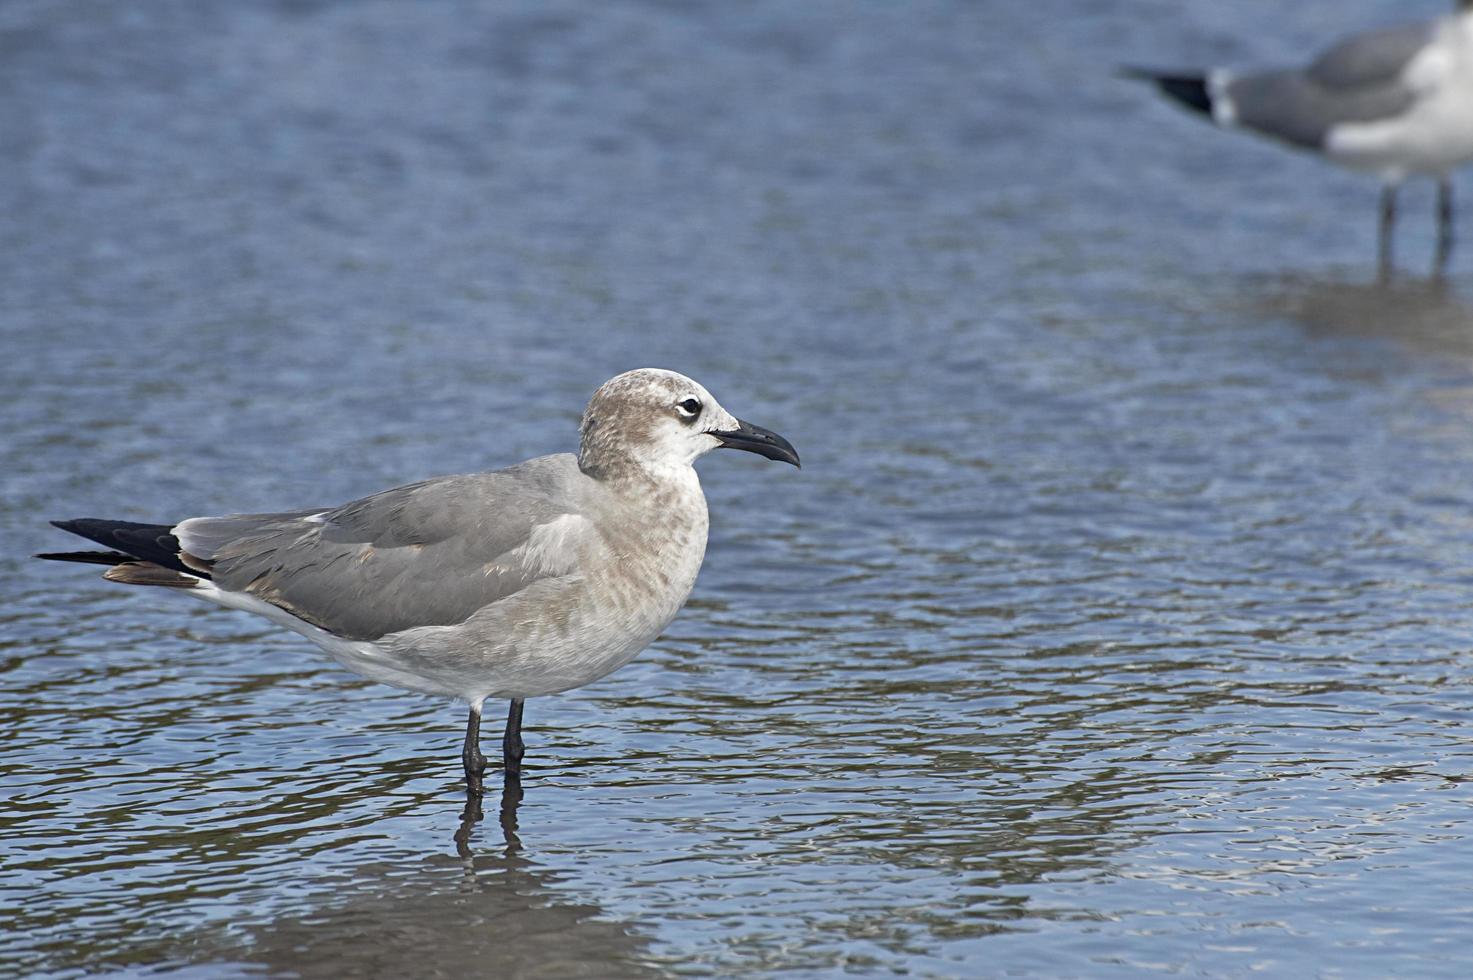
left=36, top=369, right=799, bottom=797
left=1125, top=1, right=1473, bottom=279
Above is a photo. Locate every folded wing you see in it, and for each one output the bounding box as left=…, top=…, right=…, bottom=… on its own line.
left=1224, top=23, right=1437, bottom=150
left=178, top=457, right=597, bottom=641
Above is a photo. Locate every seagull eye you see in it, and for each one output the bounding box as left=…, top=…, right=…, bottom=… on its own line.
left=675, top=397, right=702, bottom=423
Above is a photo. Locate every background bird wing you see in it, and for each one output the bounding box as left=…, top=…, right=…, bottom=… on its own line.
left=1306, top=22, right=1437, bottom=91
left=1219, top=23, right=1437, bottom=150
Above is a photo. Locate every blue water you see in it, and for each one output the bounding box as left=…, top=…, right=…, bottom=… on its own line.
left=6, top=1, right=1473, bottom=976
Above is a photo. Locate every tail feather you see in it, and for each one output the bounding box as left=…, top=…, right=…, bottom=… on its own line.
left=1119, top=66, right=1214, bottom=118
left=102, top=563, right=199, bottom=589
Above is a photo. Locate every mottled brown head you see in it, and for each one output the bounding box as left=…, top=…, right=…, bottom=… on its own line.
left=578, top=369, right=799, bottom=481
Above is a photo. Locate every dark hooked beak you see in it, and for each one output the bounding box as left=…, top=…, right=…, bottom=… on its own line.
left=710, top=418, right=801, bottom=467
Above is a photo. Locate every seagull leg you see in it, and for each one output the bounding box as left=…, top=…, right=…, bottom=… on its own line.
left=503, top=697, right=525, bottom=781
left=1436, top=177, right=1455, bottom=279
left=462, top=703, right=487, bottom=797
left=1378, top=183, right=1398, bottom=283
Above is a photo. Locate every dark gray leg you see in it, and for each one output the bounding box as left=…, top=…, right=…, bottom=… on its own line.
left=1379, top=183, right=1398, bottom=282
left=462, top=704, right=487, bottom=797
left=1436, top=177, right=1455, bottom=278
left=503, top=698, right=525, bottom=781
left=455, top=700, right=526, bottom=855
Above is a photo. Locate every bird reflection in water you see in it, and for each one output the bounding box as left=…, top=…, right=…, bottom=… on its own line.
left=1247, top=271, right=1473, bottom=357
left=455, top=771, right=523, bottom=857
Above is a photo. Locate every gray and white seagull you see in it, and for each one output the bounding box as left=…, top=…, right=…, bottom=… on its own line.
left=37, top=369, right=799, bottom=796
left=1126, top=1, right=1473, bottom=278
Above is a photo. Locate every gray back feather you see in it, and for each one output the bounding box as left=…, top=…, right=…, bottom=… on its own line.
left=1307, top=22, right=1435, bottom=90
left=175, top=510, right=324, bottom=564
left=1227, top=68, right=1417, bottom=149
left=183, top=455, right=596, bottom=641
left=1226, top=20, right=1434, bottom=149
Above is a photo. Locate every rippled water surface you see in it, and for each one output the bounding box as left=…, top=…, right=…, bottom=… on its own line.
left=8, top=1, right=1473, bottom=976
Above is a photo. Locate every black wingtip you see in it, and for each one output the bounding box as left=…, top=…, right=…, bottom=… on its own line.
left=44, top=517, right=195, bottom=576
left=34, top=550, right=133, bottom=565
left=1120, top=66, right=1213, bottom=117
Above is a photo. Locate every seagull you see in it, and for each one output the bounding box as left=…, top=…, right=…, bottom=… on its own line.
left=36, top=369, right=800, bottom=797
left=1125, top=1, right=1473, bottom=278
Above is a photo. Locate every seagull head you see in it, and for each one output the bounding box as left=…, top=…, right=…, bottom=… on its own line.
left=578, top=368, right=800, bottom=479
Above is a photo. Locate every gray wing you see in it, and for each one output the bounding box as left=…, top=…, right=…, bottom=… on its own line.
left=1226, top=69, right=1418, bottom=148
left=176, top=455, right=599, bottom=641
left=1306, top=22, right=1435, bottom=90
left=1225, top=22, right=1434, bottom=149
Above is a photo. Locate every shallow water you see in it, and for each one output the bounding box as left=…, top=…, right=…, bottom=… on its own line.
left=7, top=1, right=1473, bottom=976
